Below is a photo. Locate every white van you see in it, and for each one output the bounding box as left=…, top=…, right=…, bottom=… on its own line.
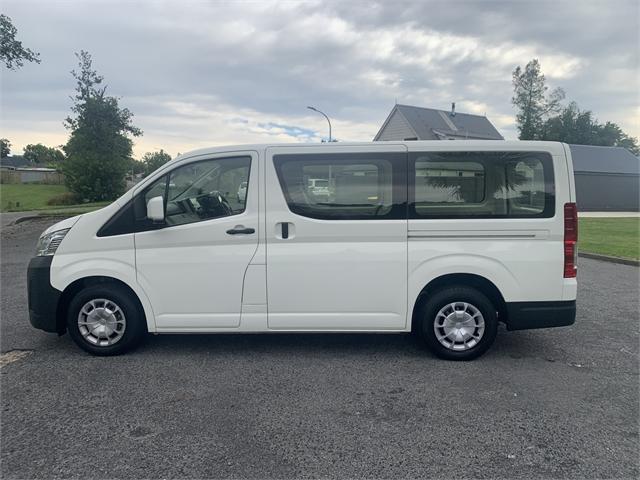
left=27, top=141, right=577, bottom=360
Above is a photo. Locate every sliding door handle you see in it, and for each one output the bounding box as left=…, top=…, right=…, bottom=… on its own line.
left=276, top=222, right=294, bottom=240
left=226, top=226, right=255, bottom=235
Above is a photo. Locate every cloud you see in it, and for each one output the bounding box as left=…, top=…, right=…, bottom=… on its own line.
left=0, top=0, right=637, bottom=157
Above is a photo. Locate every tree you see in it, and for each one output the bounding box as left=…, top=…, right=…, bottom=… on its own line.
left=540, top=102, right=639, bottom=154
left=127, top=158, right=146, bottom=175
left=61, top=51, right=142, bottom=201
left=0, top=14, right=40, bottom=70
left=596, top=122, right=639, bottom=155
left=23, top=143, right=65, bottom=165
left=0, top=138, right=10, bottom=158
left=540, top=102, right=595, bottom=145
left=512, top=59, right=564, bottom=140
left=141, top=149, right=172, bottom=176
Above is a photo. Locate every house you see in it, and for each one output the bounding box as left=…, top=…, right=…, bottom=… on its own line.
left=569, top=144, right=639, bottom=212
left=374, top=103, right=504, bottom=141
left=0, top=155, right=29, bottom=170
left=0, top=155, right=63, bottom=184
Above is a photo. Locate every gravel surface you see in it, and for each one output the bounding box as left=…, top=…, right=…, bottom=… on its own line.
left=1, top=218, right=638, bottom=479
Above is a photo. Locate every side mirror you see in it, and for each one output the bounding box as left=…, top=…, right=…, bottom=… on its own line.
left=146, top=196, right=165, bottom=223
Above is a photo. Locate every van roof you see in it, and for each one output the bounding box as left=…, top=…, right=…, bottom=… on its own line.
left=173, top=140, right=568, bottom=163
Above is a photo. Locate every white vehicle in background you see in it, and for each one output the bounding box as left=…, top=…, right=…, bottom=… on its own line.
left=237, top=181, right=247, bottom=202
left=307, top=178, right=331, bottom=199
left=28, top=141, right=577, bottom=360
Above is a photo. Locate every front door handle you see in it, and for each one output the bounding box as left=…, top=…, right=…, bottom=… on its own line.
left=226, top=226, right=255, bottom=235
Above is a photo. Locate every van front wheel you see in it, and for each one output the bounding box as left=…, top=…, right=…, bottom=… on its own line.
left=419, top=287, right=498, bottom=361
left=67, top=284, right=146, bottom=356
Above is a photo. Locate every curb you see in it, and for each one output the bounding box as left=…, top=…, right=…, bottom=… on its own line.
left=579, top=251, right=639, bottom=267
left=11, top=214, right=67, bottom=226
left=13, top=215, right=43, bottom=225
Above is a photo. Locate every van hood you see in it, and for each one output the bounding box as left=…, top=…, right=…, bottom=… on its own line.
left=41, top=214, right=82, bottom=236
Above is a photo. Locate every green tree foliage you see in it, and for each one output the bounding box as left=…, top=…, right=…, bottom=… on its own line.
left=141, top=149, right=172, bottom=176
left=23, top=143, right=65, bottom=165
left=0, top=138, right=10, bottom=158
left=512, top=59, right=564, bottom=140
left=127, top=158, right=146, bottom=175
left=0, top=14, right=40, bottom=70
left=61, top=51, right=142, bottom=201
left=541, top=102, right=639, bottom=154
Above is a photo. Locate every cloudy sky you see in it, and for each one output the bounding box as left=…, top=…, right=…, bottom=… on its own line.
left=1, top=0, right=638, bottom=158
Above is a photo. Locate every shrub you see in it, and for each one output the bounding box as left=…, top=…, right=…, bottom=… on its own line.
left=46, top=192, right=81, bottom=206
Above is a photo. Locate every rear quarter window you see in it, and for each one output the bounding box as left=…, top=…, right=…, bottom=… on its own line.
left=410, top=151, right=555, bottom=219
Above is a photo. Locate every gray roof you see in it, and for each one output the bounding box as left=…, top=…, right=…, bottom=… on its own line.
left=0, top=155, right=29, bottom=168
left=375, top=104, right=504, bottom=141
left=569, top=144, right=639, bottom=175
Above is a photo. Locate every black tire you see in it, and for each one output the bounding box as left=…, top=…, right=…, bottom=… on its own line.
left=67, top=284, right=146, bottom=356
left=418, top=286, right=498, bottom=361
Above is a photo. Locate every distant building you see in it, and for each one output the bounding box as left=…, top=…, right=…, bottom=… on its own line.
left=0, top=155, right=63, bottom=184
left=0, top=155, right=29, bottom=170
left=569, top=145, right=639, bottom=212
left=374, top=103, right=504, bottom=141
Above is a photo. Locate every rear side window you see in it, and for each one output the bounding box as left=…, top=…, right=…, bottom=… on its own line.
left=274, top=152, right=406, bottom=220
left=410, top=151, right=555, bottom=218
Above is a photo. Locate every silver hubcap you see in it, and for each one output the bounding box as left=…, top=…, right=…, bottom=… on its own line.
left=434, top=302, right=485, bottom=351
left=77, top=299, right=126, bottom=347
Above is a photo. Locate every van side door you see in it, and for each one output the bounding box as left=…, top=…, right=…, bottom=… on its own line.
left=265, top=145, right=408, bottom=330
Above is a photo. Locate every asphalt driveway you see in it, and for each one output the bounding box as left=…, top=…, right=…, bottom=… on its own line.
left=1, top=218, right=638, bottom=479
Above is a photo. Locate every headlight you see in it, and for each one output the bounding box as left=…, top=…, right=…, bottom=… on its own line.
left=35, top=229, right=70, bottom=256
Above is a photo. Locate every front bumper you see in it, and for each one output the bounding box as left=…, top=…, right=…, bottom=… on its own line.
left=505, top=300, right=576, bottom=331
left=27, top=256, right=63, bottom=333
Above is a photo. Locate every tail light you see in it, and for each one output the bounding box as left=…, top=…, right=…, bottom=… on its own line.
left=564, top=202, right=578, bottom=278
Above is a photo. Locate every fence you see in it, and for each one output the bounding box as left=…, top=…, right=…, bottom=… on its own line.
left=0, top=170, right=65, bottom=185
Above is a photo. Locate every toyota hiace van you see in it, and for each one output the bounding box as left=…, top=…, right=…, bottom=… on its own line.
left=28, top=141, right=577, bottom=360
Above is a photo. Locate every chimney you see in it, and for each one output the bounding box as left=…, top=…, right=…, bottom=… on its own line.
left=450, top=102, right=456, bottom=117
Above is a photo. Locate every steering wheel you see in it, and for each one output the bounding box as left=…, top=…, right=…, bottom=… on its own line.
left=197, top=190, right=233, bottom=217
left=217, top=192, right=233, bottom=214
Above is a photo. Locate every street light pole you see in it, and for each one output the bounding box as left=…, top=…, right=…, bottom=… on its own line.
left=307, top=106, right=332, bottom=142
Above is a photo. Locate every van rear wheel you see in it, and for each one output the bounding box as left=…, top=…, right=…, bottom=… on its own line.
left=67, top=284, right=146, bottom=356
left=419, top=286, right=498, bottom=361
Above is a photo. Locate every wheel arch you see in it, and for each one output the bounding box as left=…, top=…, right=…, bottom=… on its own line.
left=410, top=273, right=508, bottom=332
left=56, top=276, right=154, bottom=334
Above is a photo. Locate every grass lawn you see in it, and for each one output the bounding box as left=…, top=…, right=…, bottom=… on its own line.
left=0, top=184, right=109, bottom=213
left=579, top=218, right=640, bottom=260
